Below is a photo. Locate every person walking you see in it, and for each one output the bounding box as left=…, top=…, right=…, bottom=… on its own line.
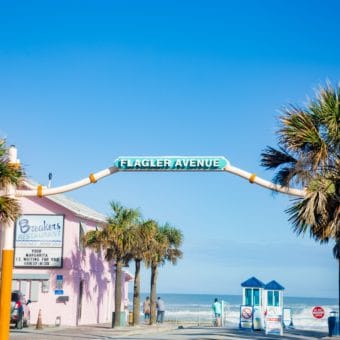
left=156, top=297, right=165, bottom=323
left=143, top=296, right=151, bottom=321
left=212, top=298, right=222, bottom=327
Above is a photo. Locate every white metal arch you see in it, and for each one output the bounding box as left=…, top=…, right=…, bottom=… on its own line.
left=0, top=148, right=306, bottom=340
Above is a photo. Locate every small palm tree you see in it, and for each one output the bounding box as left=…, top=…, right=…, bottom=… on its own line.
left=0, top=140, right=24, bottom=224
left=84, top=201, right=140, bottom=327
left=261, top=83, right=339, bottom=315
left=161, top=224, right=184, bottom=266
left=145, top=223, right=183, bottom=324
left=130, top=219, right=157, bottom=325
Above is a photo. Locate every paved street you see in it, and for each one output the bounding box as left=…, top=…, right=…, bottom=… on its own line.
left=10, top=324, right=333, bottom=340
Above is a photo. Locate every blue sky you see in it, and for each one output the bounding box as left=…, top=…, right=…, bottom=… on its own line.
left=1, top=1, right=339, bottom=298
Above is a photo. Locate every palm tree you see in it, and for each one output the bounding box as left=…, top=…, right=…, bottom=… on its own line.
left=261, top=83, right=339, bottom=317
left=0, top=140, right=24, bottom=223
left=84, top=201, right=140, bottom=327
left=145, top=222, right=183, bottom=324
left=130, top=219, right=157, bottom=325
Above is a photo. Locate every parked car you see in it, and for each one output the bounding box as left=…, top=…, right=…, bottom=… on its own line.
left=10, top=290, right=31, bottom=329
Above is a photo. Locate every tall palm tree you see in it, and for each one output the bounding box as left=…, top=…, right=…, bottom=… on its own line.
left=0, top=140, right=24, bottom=223
left=261, top=83, right=339, bottom=316
left=130, top=219, right=157, bottom=325
left=145, top=222, right=183, bottom=325
left=84, top=201, right=140, bottom=327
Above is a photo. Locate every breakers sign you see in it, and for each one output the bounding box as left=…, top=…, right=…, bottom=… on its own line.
left=114, top=156, right=229, bottom=171
left=14, top=214, right=64, bottom=268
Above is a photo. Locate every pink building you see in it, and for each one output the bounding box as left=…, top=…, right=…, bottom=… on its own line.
left=2, top=188, right=133, bottom=326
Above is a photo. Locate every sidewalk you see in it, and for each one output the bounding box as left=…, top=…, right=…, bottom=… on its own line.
left=10, top=322, right=177, bottom=339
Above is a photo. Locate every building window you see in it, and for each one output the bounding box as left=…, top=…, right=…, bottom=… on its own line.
left=274, top=291, right=279, bottom=306
left=245, top=288, right=261, bottom=306
left=253, top=289, right=260, bottom=306
left=42, top=280, right=49, bottom=293
left=245, top=288, right=252, bottom=306
left=267, top=290, right=279, bottom=306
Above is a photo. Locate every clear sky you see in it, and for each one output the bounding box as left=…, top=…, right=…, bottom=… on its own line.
left=1, top=1, right=339, bottom=298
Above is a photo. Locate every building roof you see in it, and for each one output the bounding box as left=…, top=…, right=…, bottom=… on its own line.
left=48, top=194, right=107, bottom=223
left=23, top=179, right=107, bottom=223
left=241, top=276, right=265, bottom=288
left=265, top=280, right=285, bottom=290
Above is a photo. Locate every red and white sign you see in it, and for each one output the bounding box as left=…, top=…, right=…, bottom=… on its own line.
left=240, top=306, right=253, bottom=329
left=312, top=306, right=325, bottom=319
left=241, top=307, right=252, bottom=320
left=265, top=308, right=283, bottom=336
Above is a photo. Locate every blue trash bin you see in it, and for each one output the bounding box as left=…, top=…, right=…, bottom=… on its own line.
left=328, top=311, right=339, bottom=337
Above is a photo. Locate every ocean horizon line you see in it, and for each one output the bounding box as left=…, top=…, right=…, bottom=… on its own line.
left=135, top=292, right=337, bottom=301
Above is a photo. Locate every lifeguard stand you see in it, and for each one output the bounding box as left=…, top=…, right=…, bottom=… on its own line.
left=264, top=280, right=285, bottom=335
left=264, top=280, right=285, bottom=311
left=240, top=277, right=265, bottom=330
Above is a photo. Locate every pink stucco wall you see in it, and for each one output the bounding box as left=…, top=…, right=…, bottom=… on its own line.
left=6, top=196, right=132, bottom=326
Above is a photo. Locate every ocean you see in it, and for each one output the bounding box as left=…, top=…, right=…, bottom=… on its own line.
left=129, top=293, right=338, bottom=331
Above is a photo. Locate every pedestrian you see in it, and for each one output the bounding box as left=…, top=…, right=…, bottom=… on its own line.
left=156, top=297, right=165, bottom=323
left=212, top=298, right=222, bottom=326
left=143, top=296, right=151, bottom=321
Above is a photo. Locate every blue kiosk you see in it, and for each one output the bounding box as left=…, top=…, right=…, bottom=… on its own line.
left=264, top=280, right=285, bottom=335
left=240, top=276, right=266, bottom=330
left=264, top=280, right=285, bottom=310
left=240, top=277, right=285, bottom=333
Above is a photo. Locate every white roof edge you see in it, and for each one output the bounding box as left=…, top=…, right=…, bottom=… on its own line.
left=23, top=179, right=107, bottom=223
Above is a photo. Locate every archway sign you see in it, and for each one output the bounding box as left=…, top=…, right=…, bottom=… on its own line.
left=15, top=155, right=305, bottom=198
left=0, top=148, right=306, bottom=340
left=114, top=156, right=230, bottom=171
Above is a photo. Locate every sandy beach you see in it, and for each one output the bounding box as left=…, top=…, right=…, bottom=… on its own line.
left=10, top=323, right=336, bottom=340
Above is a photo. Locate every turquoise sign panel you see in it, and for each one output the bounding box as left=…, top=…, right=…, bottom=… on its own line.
left=114, top=156, right=229, bottom=171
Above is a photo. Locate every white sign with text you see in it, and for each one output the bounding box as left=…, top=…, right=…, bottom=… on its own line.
left=14, top=215, right=64, bottom=268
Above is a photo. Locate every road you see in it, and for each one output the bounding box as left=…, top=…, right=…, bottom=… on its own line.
left=10, top=324, right=333, bottom=340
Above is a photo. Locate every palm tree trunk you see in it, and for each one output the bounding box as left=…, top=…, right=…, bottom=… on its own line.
left=150, top=262, right=158, bottom=325
left=114, top=260, right=123, bottom=327
left=132, top=259, right=141, bottom=325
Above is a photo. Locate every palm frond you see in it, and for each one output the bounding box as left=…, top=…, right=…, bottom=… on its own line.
left=261, top=146, right=296, bottom=170
left=286, top=186, right=338, bottom=244
left=261, top=147, right=310, bottom=186
left=262, top=83, right=339, bottom=253
left=309, top=83, right=340, bottom=146
left=279, top=107, right=329, bottom=170
left=333, top=240, right=340, bottom=260
left=0, top=196, right=21, bottom=224
left=0, top=140, right=25, bottom=187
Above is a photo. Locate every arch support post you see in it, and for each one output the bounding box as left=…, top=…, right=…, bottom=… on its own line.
left=0, top=146, right=18, bottom=340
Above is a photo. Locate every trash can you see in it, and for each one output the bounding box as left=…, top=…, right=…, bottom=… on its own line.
left=111, top=311, right=126, bottom=328
left=328, top=311, right=339, bottom=337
